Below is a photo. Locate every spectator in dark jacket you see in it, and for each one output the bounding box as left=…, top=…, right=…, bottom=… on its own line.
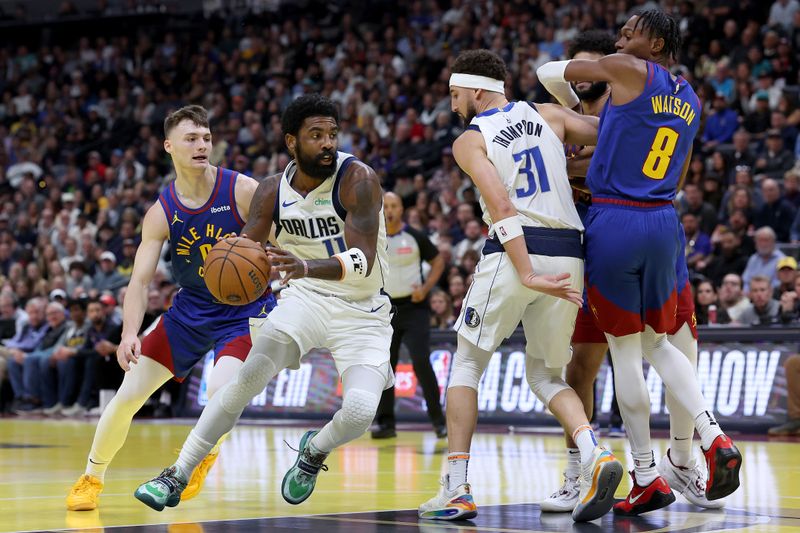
left=754, top=178, right=797, bottom=242
left=755, top=129, right=795, bottom=180
left=700, top=229, right=750, bottom=286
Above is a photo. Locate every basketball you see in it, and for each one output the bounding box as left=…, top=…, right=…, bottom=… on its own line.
left=203, top=237, right=270, bottom=305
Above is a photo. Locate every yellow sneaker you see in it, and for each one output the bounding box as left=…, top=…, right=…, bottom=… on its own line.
left=66, top=474, right=103, bottom=511
left=180, top=444, right=221, bottom=501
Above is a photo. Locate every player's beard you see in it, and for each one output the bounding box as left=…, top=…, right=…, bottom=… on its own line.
left=295, top=144, right=337, bottom=180
left=572, top=80, right=608, bottom=103
left=459, top=100, right=478, bottom=127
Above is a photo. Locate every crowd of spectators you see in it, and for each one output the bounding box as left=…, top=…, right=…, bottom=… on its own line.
left=1, top=0, right=800, bottom=414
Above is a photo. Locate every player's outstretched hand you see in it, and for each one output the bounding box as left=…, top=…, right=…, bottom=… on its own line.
left=117, top=333, right=141, bottom=372
left=521, top=272, right=583, bottom=306
left=267, top=247, right=305, bottom=285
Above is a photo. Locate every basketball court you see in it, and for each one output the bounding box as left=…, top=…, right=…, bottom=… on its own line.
left=1, top=418, right=798, bottom=532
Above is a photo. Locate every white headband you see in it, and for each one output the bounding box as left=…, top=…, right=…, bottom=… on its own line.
left=449, top=73, right=505, bottom=94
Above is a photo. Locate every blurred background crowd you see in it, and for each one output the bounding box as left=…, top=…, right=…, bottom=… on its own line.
left=0, top=0, right=799, bottom=417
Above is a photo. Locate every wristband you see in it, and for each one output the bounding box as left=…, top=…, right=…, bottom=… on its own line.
left=300, top=259, right=309, bottom=278
left=494, top=216, right=524, bottom=244
left=333, top=247, right=368, bottom=280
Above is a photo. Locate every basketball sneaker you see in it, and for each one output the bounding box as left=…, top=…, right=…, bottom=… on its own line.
left=702, top=434, right=741, bottom=500
left=657, top=450, right=725, bottom=509
left=281, top=430, right=329, bottom=505
left=613, top=472, right=675, bottom=516
left=572, top=447, right=623, bottom=522
left=181, top=438, right=225, bottom=501
left=66, top=474, right=103, bottom=511
left=539, top=473, right=579, bottom=512
left=418, top=475, right=478, bottom=520
left=134, top=466, right=188, bottom=511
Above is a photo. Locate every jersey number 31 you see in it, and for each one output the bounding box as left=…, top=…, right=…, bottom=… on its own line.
left=642, top=127, right=679, bottom=180
left=513, top=146, right=551, bottom=198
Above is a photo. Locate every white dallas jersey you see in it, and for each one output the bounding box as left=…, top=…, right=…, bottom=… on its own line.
left=274, top=151, right=388, bottom=301
left=469, top=101, right=583, bottom=233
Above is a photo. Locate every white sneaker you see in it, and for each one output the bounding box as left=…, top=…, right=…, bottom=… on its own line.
left=572, top=446, right=623, bottom=522
left=42, top=403, right=64, bottom=416
left=657, top=450, right=725, bottom=509
left=60, top=404, right=87, bottom=417
left=539, top=473, right=579, bottom=512
left=418, top=476, right=477, bottom=520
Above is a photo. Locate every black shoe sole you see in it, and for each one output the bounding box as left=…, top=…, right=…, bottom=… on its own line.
left=707, top=444, right=741, bottom=500
left=613, top=490, right=676, bottom=516
left=371, top=429, right=397, bottom=439
left=572, top=460, right=623, bottom=522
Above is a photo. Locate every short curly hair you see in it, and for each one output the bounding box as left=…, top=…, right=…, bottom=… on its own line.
left=568, top=30, right=617, bottom=59
left=281, top=94, right=339, bottom=137
left=451, top=49, right=507, bottom=82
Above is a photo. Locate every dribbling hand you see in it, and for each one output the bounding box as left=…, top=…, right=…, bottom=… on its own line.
left=520, top=272, right=583, bottom=306
left=117, top=333, right=141, bottom=372
left=267, top=248, right=305, bottom=285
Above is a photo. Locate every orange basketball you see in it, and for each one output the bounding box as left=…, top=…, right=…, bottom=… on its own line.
left=203, top=237, right=271, bottom=305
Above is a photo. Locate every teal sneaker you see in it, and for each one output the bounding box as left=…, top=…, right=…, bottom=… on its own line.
left=134, top=466, right=188, bottom=511
left=281, top=430, right=329, bottom=505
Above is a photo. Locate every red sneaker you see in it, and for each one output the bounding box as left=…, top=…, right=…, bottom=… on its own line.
left=613, top=472, right=675, bottom=516
left=703, top=434, right=741, bottom=500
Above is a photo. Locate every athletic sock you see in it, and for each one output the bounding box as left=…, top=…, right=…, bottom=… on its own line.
left=447, top=452, right=470, bottom=490
left=85, top=458, right=108, bottom=483
left=632, top=450, right=657, bottom=486
left=565, top=448, right=581, bottom=480
left=572, top=424, right=599, bottom=466
left=695, top=410, right=724, bottom=449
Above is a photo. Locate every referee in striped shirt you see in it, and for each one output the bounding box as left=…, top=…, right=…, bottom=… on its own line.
left=372, top=192, right=447, bottom=439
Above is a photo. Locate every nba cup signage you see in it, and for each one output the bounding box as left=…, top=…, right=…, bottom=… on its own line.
left=186, top=340, right=796, bottom=429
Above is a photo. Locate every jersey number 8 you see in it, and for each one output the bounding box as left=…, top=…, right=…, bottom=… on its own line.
left=642, top=127, right=679, bottom=180
left=513, top=146, right=551, bottom=198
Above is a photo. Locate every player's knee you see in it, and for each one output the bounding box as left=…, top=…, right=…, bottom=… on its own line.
left=221, top=353, right=275, bottom=413
left=448, top=342, right=493, bottom=390
left=340, top=388, right=379, bottom=433
left=527, top=362, right=569, bottom=405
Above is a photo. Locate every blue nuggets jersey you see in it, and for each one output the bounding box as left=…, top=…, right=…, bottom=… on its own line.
left=587, top=61, right=701, bottom=202
left=157, top=167, right=274, bottom=317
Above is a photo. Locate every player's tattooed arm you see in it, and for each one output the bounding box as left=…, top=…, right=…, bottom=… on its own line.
left=241, top=174, right=280, bottom=245
left=339, top=162, right=382, bottom=274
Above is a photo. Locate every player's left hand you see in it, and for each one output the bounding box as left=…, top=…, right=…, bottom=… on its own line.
left=410, top=284, right=427, bottom=303
left=267, top=247, right=305, bottom=285
left=521, top=272, right=583, bottom=306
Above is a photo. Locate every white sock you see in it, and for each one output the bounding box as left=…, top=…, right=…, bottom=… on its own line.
left=695, top=410, right=724, bottom=449
left=632, top=450, right=657, bottom=486
left=666, top=325, right=698, bottom=467
left=86, top=457, right=108, bottom=483
left=572, top=425, right=598, bottom=466
left=175, top=429, right=216, bottom=476
left=447, top=452, right=470, bottom=490
left=565, top=448, right=581, bottom=480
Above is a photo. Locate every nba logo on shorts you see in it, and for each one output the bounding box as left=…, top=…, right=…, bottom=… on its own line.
left=464, top=307, right=481, bottom=328
left=429, top=350, right=451, bottom=403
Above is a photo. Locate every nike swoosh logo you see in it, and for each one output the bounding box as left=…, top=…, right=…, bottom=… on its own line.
left=629, top=491, right=647, bottom=504
left=369, top=304, right=385, bottom=313
left=282, top=200, right=298, bottom=208
left=88, top=458, right=105, bottom=465
left=674, top=437, right=689, bottom=441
